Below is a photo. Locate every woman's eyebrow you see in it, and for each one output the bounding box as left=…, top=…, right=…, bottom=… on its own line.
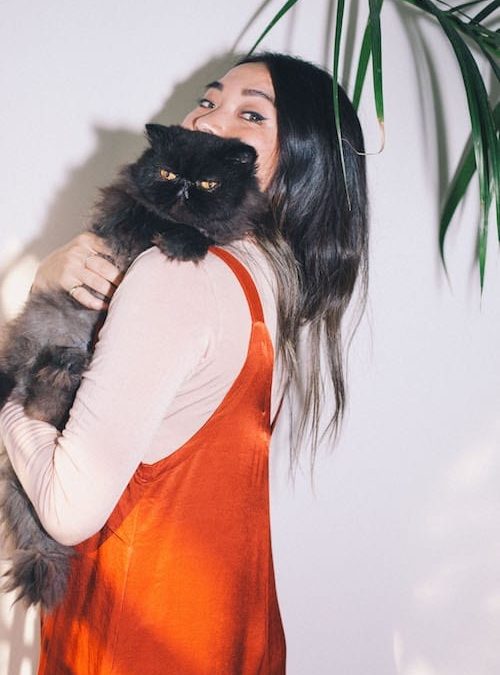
left=241, top=88, right=275, bottom=105
left=205, top=81, right=275, bottom=105
left=206, top=80, right=223, bottom=91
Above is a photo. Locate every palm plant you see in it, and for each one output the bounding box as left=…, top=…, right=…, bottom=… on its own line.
left=242, top=0, right=499, bottom=288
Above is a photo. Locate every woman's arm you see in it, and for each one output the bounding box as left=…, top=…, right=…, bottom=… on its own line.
left=32, top=233, right=122, bottom=311
left=0, top=248, right=215, bottom=546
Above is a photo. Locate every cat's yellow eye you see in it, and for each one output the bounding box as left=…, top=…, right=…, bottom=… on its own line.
left=197, top=179, right=220, bottom=191
left=160, top=169, right=178, bottom=181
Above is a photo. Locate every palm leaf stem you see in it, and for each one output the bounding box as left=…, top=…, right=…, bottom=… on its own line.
left=247, top=0, right=301, bottom=54
left=331, top=0, right=352, bottom=208
left=473, top=0, right=500, bottom=22
left=476, top=41, right=500, bottom=81
left=442, top=0, right=492, bottom=12
left=436, top=0, right=485, bottom=23
left=352, top=20, right=373, bottom=110
left=368, top=0, right=385, bottom=129
left=401, top=0, right=499, bottom=39
left=404, top=0, right=500, bottom=45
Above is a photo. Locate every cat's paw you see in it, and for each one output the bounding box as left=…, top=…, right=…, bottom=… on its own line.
left=32, top=346, right=89, bottom=383
left=24, top=347, right=90, bottom=428
left=153, top=226, right=212, bottom=262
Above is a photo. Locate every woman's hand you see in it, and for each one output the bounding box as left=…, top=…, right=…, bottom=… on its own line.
left=31, top=233, right=122, bottom=311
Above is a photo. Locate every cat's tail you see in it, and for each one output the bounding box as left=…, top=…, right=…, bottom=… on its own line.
left=3, top=546, right=73, bottom=610
left=0, top=457, right=74, bottom=610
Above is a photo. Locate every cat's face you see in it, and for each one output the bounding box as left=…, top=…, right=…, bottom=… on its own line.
left=182, top=63, right=278, bottom=191
left=130, top=125, right=259, bottom=231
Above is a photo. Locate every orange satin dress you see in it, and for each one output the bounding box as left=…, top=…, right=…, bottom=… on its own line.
left=37, top=247, right=286, bottom=675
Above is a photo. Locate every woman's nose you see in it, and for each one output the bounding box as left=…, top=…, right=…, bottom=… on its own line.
left=193, top=111, right=225, bottom=136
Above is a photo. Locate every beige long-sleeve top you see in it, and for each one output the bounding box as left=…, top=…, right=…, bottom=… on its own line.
left=0, top=240, right=279, bottom=547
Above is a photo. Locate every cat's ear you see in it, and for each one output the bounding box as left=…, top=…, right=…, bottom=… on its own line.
left=230, top=144, right=257, bottom=165
left=145, top=124, right=170, bottom=146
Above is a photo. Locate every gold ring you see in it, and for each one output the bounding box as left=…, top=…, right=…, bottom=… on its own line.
left=69, top=285, right=82, bottom=298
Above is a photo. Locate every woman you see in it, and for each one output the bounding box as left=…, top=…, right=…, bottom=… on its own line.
left=0, top=53, right=368, bottom=673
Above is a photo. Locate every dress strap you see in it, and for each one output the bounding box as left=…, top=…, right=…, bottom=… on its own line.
left=210, top=246, right=265, bottom=324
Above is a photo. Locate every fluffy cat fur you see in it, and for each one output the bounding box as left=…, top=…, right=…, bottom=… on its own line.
left=0, top=124, right=267, bottom=610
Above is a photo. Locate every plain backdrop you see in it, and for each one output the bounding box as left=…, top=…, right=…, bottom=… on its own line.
left=1, top=1, right=499, bottom=674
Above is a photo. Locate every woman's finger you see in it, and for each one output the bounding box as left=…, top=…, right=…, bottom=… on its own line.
left=68, top=285, right=109, bottom=312
left=80, top=268, right=117, bottom=300
left=74, top=232, right=113, bottom=258
left=85, top=254, right=123, bottom=286
left=30, top=234, right=122, bottom=308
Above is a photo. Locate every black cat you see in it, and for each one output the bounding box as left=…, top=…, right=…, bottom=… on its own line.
left=0, top=124, right=267, bottom=610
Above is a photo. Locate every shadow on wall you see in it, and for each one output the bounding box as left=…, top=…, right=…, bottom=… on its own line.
left=0, top=588, right=38, bottom=675
left=0, top=52, right=237, bottom=326
left=0, top=52, right=236, bottom=674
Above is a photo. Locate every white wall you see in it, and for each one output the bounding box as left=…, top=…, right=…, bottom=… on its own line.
left=1, top=1, right=499, bottom=674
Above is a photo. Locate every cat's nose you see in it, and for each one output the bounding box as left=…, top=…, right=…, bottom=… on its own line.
left=176, top=181, right=190, bottom=200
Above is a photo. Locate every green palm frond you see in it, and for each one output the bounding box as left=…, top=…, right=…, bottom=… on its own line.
left=245, top=0, right=499, bottom=288
left=473, top=0, right=500, bottom=22
left=332, top=0, right=350, bottom=206
left=368, top=0, right=385, bottom=130
left=247, top=0, right=301, bottom=54
left=440, top=102, right=500, bottom=274
left=352, top=16, right=373, bottom=111
left=407, top=0, right=498, bottom=288
left=352, top=0, right=385, bottom=148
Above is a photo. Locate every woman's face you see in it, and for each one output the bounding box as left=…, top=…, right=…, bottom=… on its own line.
left=182, top=63, right=278, bottom=190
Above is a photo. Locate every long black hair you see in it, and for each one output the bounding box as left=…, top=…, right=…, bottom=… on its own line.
left=238, top=52, right=369, bottom=464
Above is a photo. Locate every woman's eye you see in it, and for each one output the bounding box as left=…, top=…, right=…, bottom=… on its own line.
left=196, top=179, right=220, bottom=191
left=197, top=97, right=214, bottom=109
left=160, top=169, right=178, bottom=181
left=242, top=111, right=265, bottom=123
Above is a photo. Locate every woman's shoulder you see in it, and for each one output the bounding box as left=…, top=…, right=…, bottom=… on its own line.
left=113, top=242, right=276, bottom=318
left=115, top=246, right=218, bottom=301
left=124, top=245, right=207, bottom=282
left=103, top=247, right=217, bottom=334
left=109, top=245, right=265, bottom=329
left=121, top=243, right=268, bottom=293
left=125, top=244, right=246, bottom=279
